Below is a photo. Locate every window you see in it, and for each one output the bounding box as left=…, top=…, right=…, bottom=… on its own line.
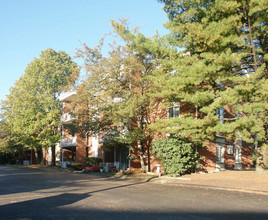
left=216, top=108, right=224, bottom=124
left=235, top=146, right=241, bottom=163
left=216, top=146, right=225, bottom=163
left=216, top=139, right=225, bottom=163
left=168, top=104, right=180, bottom=119
left=227, top=145, right=234, bottom=155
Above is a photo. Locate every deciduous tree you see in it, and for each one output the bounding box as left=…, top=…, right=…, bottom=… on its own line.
left=2, top=48, right=79, bottom=165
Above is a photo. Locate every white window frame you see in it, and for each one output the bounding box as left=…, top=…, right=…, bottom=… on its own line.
left=216, top=139, right=225, bottom=163
left=92, top=134, right=99, bottom=157
left=168, top=103, right=180, bottom=119
left=227, top=145, right=234, bottom=155
left=235, top=146, right=242, bottom=163
left=216, top=108, right=224, bottom=124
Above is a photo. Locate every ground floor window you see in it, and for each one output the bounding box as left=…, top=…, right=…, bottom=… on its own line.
left=216, top=140, right=225, bottom=163
left=235, top=146, right=242, bottom=163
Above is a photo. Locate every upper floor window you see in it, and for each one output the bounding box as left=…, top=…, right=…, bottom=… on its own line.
left=216, top=108, right=224, bottom=124
left=168, top=103, right=180, bottom=119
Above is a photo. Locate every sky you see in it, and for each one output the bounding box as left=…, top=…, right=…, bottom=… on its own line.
left=0, top=0, right=169, bottom=101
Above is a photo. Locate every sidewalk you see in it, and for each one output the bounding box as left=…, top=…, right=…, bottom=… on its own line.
left=153, top=170, right=268, bottom=195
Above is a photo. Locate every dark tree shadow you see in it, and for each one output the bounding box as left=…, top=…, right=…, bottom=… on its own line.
left=0, top=192, right=90, bottom=219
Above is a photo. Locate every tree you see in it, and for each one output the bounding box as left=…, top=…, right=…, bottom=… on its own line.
left=0, top=119, right=9, bottom=152
left=151, top=0, right=267, bottom=171
left=2, top=48, right=79, bottom=165
left=75, top=20, right=164, bottom=171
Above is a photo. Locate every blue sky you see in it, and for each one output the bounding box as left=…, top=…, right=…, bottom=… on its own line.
left=0, top=0, right=168, bottom=101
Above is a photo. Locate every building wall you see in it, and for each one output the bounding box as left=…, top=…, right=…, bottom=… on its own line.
left=76, top=134, right=86, bottom=163
left=225, top=146, right=235, bottom=170
left=198, top=142, right=217, bottom=172
left=59, top=92, right=254, bottom=173
left=242, top=141, right=254, bottom=168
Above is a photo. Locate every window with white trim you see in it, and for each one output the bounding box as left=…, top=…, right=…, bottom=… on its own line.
left=235, top=146, right=242, bottom=163
left=216, top=108, right=224, bottom=124
left=168, top=103, right=180, bottom=119
left=216, top=140, right=225, bottom=163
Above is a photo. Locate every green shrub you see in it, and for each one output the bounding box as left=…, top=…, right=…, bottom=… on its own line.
left=67, top=163, right=85, bottom=170
left=0, top=152, right=15, bottom=165
left=152, top=136, right=201, bottom=176
left=252, top=150, right=257, bottom=165
left=85, top=157, right=103, bottom=166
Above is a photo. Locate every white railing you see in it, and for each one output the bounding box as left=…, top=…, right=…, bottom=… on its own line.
left=113, top=97, right=123, bottom=103
left=58, top=91, right=76, bottom=102
left=60, top=137, right=77, bottom=147
left=60, top=113, right=76, bottom=124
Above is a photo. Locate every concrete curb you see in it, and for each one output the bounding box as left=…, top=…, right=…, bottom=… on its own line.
left=151, top=178, right=268, bottom=195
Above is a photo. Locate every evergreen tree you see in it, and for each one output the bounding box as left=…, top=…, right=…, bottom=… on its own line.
left=75, top=20, right=163, bottom=171
left=150, top=0, right=267, bottom=171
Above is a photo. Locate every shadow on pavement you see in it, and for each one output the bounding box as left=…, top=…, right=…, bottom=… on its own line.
left=0, top=192, right=90, bottom=219
left=0, top=166, right=111, bottom=196
left=1, top=166, right=268, bottom=220
left=1, top=197, right=267, bottom=220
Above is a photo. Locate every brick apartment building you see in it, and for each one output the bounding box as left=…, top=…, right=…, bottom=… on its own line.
left=56, top=91, right=254, bottom=173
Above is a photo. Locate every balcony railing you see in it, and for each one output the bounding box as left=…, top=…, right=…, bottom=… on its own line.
left=60, top=137, right=77, bottom=147
left=58, top=91, right=76, bottom=102
left=60, top=113, right=76, bottom=124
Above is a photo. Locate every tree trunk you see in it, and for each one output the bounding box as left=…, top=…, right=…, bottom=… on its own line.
left=34, top=148, right=40, bottom=164
left=51, top=145, right=56, bottom=166
left=42, top=147, right=46, bottom=165
left=137, top=139, right=145, bottom=169
left=246, top=9, right=258, bottom=71
left=147, top=139, right=151, bottom=172
left=37, top=146, right=43, bottom=164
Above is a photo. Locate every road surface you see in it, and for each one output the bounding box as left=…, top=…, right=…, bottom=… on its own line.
left=0, top=166, right=267, bottom=220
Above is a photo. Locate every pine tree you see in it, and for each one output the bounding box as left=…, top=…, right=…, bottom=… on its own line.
left=151, top=0, right=267, bottom=171
left=75, top=20, right=164, bottom=171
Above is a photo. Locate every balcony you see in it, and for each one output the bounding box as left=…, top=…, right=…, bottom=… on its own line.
left=60, top=137, right=77, bottom=148
left=113, top=97, right=123, bottom=103
left=60, top=112, right=76, bottom=124
left=59, top=91, right=76, bottom=102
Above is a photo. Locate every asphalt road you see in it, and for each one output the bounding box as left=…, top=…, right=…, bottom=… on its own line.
left=0, top=166, right=267, bottom=220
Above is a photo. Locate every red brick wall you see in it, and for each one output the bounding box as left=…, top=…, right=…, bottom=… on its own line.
left=76, top=135, right=86, bottom=163
left=242, top=142, right=254, bottom=168
left=225, top=146, right=235, bottom=170
left=198, top=142, right=216, bottom=172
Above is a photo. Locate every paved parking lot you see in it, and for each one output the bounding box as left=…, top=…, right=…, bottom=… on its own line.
left=0, top=165, right=268, bottom=220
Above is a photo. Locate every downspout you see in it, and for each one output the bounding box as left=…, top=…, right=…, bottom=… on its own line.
left=61, top=147, right=64, bottom=167
left=86, top=131, right=89, bottom=158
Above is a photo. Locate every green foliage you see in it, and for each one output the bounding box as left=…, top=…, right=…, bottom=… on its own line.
left=75, top=20, right=163, bottom=169
left=85, top=157, right=103, bottom=166
left=152, top=136, right=201, bottom=176
left=0, top=120, right=10, bottom=151
left=252, top=150, right=257, bottom=165
left=0, top=152, right=16, bottom=165
left=2, top=48, right=79, bottom=164
left=151, top=0, right=267, bottom=150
